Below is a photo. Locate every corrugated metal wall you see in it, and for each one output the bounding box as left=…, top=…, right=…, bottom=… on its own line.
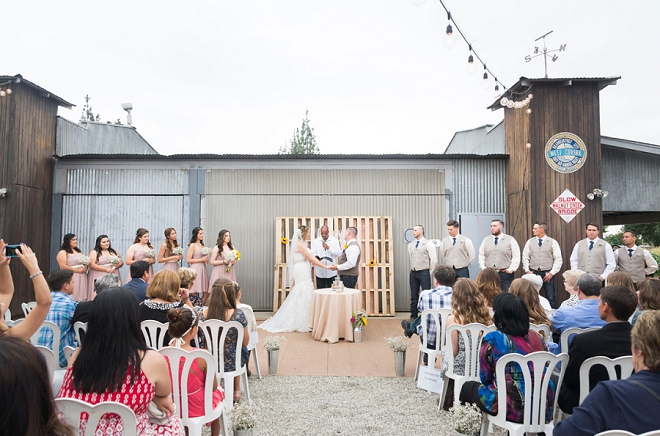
left=453, top=159, right=506, bottom=213
left=602, top=147, right=660, bottom=212
left=203, top=169, right=447, bottom=312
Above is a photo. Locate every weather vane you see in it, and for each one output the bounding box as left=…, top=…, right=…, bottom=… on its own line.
left=524, top=30, right=566, bottom=78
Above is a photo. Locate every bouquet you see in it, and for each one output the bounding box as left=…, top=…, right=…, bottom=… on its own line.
left=351, top=309, right=368, bottom=328
left=224, top=249, right=241, bottom=272
left=229, top=400, right=258, bottom=431
left=172, top=246, right=184, bottom=256
left=449, top=403, right=482, bottom=436
left=77, top=255, right=91, bottom=266
left=108, top=255, right=121, bottom=265
left=200, top=246, right=212, bottom=257
left=385, top=336, right=409, bottom=352
left=144, top=248, right=156, bottom=259
left=264, top=335, right=285, bottom=351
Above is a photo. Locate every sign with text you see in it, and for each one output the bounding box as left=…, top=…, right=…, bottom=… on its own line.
left=550, top=189, right=584, bottom=223
left=416, top=365, right=445, bottom=394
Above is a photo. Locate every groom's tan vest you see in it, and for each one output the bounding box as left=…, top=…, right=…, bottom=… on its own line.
left=338, top=240, right=360, bottom=276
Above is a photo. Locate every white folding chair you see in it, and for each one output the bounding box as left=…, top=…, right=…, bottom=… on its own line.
left=439, top=323, right=496, bottom=410
left=480, top=351, right=569, bottom=436
left=140, top=320, right=169, bottom=350
left=3, top=307, right=10, bottom=321
left=239, top=304, right=262, bottom=379
left=560, top=326, right=600, bottom=353
left=578, top=355, right=634, bottom=404
left=529, top=323, right=552, bottom=342
left=159, top=347, right=230, bottom=436
left=199, top=319, right=250, bottom=411
left=63, top=345, right=76, bottom=365
left=35, top=345, right=58, bottom=384
left=73, top=321, right=88, bottom=345
left=32, top=321, right=64, bottom=367
left=414, top=308, right=452, bottom=381
left=6, top=318, right=23, bottom=327
left=55, top=398, right=137, bottom=436
left=21, top=301, right=36, bottom=317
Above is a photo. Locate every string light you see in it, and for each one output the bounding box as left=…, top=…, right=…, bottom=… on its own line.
left=443, top=12, right=456, bottom=49
left=481, top=65, right=490, bottom=90
left=0, top=80, right=12, bottom=98
left=466, top=44, right=475, bottom=75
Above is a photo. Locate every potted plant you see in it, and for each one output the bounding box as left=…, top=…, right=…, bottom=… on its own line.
left=385, top=336, right=409, bottom=377
left=448, top=403, right=482, bottom=436
left=263, top=335, right=284, bottom=375
left=350, top=309, right=367, bottom=343
left=229, top=400, right=258, bottom=436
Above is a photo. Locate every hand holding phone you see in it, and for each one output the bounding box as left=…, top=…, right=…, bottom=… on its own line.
left=5, top=244, right=22, bottom=258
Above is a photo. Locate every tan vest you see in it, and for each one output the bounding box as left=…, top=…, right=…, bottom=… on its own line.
left=577, top=239, right=608, bottom=275
left=338, top=240, right=360, bottom=276
left=441, top=235, right=471, bottom=269
left=527, top=237, right=556, bottom=271
left=483, top=235, right=514, bottom=270
left=410, top=239, right=432, bottom=271
left=617, top=247, right=647, bottom=283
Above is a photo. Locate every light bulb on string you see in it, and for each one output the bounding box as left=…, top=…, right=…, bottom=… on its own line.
left=526, top=142, right=532, bottom=149
left=481, top=66, right=490, bottom=90
left=466, top=45, right=475, bottom=75
left=443, top=12, right=456, bottom=49
left=5, top=89, right=11, bottom=94
left=0, top=91, right=5, bottom=97
left=493, top=84, right=501, bottom=99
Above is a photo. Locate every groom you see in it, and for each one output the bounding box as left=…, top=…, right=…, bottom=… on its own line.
left=330, top=226, right=361, bottom=289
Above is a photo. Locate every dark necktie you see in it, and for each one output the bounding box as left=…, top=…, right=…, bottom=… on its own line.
left=628, top=249, right=633, bottom=258
left=415, top=241, right=419, bottom=249
left=538, top=238, right=543, bottom=247
left=453, top=238, right=456, bottom=246
left=494, top=237, right=499, bottom=246
left=589, top=241, right=594, bottom=251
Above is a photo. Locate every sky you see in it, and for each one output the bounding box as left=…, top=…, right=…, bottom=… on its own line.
left=4, top=0, right=660, bottom=156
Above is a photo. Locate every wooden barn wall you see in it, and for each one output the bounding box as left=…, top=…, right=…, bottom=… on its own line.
left=0, top=83, right=58, bottom=317
left=506, top=81, right=603, bottom=303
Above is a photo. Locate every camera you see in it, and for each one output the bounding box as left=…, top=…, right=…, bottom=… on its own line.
left=4, top=244, right=22, bottom=258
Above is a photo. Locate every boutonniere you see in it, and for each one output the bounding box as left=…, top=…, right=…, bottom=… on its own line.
left=343, top=244, right=348, bottom=250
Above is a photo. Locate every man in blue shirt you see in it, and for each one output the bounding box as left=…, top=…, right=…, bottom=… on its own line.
left=37, top=269, right=77, bottom=368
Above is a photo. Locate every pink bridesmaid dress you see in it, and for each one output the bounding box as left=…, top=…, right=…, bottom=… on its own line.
left=189, top=249, right=209, bottom=298
left=67, top=253, right=92, bottom=302
left=161, top=250, right=180, bottom=272
left=126, top=249, right=155, bottom=283
left=88, top=255, right=122, bottom=290
left=208, top=247, right=236, bottom=292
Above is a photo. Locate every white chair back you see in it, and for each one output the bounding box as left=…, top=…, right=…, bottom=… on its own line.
left=140, top=320, right=169, bottom=349
left=35, top=345, right=57, bottom=384
left=483, top=351, right=569, bottom=436
left=73, top=321, right=88, bottom=345
left=6, top=318, right=24, bottom=327
left=21, top=301, right=36, bottom=317
left=238, top=304, right=262, bottom=380
left=560, top=326, right=600, bottom=352
left=55, top=398, right=137, bottom=436
left=529, top=323, right=552, bottom=341
left=158, top=347, right=229, bottom=435
left=3, top=307, right=10, bottom=321
left=413, top=308, right=452, bottom=381
left=63, top=345, right=76, bottom=365
left=32, top=320, right=61, bottom=352
left=578, top=355, right=634, bottom=404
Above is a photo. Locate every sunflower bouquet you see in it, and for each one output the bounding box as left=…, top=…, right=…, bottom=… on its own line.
left=224, top=249, right=241, bottom=272
left=351, top=309, right=368, bottom=328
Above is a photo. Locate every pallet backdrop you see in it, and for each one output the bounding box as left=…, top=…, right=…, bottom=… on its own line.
left=273, top=216, right=394, bottom=316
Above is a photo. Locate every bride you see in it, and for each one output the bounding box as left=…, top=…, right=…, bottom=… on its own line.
left=260, top=225, right=330, bottom=333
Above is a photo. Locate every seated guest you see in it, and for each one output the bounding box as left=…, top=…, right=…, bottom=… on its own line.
left=0, top=336, right=75, bottom=436
left=509, top=278, right=552, bottom=337
left=139, top=270, right=192, bottom=345
left=631, top=278, right=660, bottom=325
left=607, top=270, right=636, bottom=293
left=560, top=269, right=585, bottom=308
left=520, top=273, right=552, bottom=311
left=59, top=287, right=183, bottom=434
left=550, top=273, right=606, bottom=336
left=476, top=267, right=502, bottom=312
left=459, top=293, right=551, bottom=423
left=71, top=273, right=120, bottom=326
left=37, top=270, right=77, bottom=368
left=554, top=310, right=660, bottom=435
left=177, top=267, right=201, bottom=307
left=0, top=240, right=52, bottom=341
left=123, top=260, right=151, bottom=302
left=235, top=281, right=256, bottom=377
left=558, top=285, right=638, bottom=414
left=400, top=266, right=455, bottom=344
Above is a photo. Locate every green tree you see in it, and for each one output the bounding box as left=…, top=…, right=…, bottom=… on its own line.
left=624, top=223, right=660, bottom=246
left=79, top=94, right=101, bottom=122
left=279, top=109, right=319, bottom=154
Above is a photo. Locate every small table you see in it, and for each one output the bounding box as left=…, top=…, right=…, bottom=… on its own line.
left=309, top=288, right=361, bottom=343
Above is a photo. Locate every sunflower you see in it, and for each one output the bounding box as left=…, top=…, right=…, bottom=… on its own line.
left=369, top=259, right=376, bottom=267
left=343, top=244, right=348, bottom=250
left=281, top=237, right=288, bottom=244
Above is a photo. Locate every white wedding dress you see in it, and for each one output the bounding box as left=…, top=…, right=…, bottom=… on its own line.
left=259, top=250, right=315, bottom=333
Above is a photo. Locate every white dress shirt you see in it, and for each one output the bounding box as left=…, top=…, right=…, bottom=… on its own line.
left=615, top=245, right=659, bottom=276
left=337, top=242, right=360, bottom=271
left=478, top=234, right=521, bottom=272
left=569, top=237, right=616, bottom=279
left=311, top=236, right=342, bottom=278
left=522, top=235, right=563, bottom=275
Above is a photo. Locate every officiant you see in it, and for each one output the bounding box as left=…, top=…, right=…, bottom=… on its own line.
left=311, top=225, right=342, bottom=289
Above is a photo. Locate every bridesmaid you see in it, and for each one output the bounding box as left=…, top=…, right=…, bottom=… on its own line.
left=56, top=233, right=91, bottom=301
left=158, top=227, right=183, bottom=272
left=125, top=228, right=155, bottom=283
left=88, top=235, right=123, bottom=290
left=186, top=227, right=209, bottom=305
left=209, top=229, right=237, bottom=291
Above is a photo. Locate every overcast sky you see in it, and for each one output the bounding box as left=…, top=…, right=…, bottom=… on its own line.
left=5, top=0, right=659, bottom=155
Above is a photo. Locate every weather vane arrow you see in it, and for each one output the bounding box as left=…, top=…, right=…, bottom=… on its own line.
left=524, top=31, right=567, bottom=78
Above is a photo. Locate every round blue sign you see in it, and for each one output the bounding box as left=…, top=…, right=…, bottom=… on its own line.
left=544, top=132, right=588, bottom=173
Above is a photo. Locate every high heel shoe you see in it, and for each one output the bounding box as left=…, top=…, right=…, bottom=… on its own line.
left=233, top=391, right=242, bottom=404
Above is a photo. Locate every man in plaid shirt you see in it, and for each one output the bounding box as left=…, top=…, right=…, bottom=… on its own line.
left=38, top=269, right=77, bottom=367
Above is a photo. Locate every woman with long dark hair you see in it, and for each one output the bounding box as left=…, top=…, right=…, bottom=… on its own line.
left=208, top=229, right=237, bottom=288
left=158, top=228, right=183, bottom=273
left=87, top=234, right=123, bottom=289
left=58, top=287, right=183, bottom=434
left=125, top=228, right=155, bottom=283
left=186, top=227, right=209, bottom=304
left=56, top=233, right=91, bottom=301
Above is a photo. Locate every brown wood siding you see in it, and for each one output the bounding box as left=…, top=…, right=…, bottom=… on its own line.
left=0, top=82, right=58, bottom=317
left=506, top=81, right=603, bottom=304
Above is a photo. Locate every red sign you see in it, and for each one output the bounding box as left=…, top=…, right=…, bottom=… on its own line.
left=550, top=189, right=584, bottom=223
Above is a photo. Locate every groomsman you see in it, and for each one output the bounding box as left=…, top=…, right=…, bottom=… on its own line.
left=311, top=225, right=342, bottom=289
left=439, top=220, right=475, bottom=279
left=522, top=222, right=563, bottom=308
left=407, top=225, right=437, bottom=319
left=570, top=222, right=616, bottom=283
left=330, top=227, right=361, bottom=289
left=615, top=230, right=658, bottom=285
left=478, top=219, right=520, bottom=292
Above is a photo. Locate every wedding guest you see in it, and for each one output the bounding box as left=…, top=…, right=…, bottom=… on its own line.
left=87, top=234, right=123, bottom=290
left=0, top=336, right=75, bottom=436
left=234, top=281, right=256, bottom=377
left=606, top=270, right=636, bottom=293
left=59, top=287, right=183, bottom=434
left=186, top=227, right=209, bottom=304
left=209, top=229, right=237, bottom=288
left=139, top=270, right=192, bottom=345
left=0, top=240, right=52, bottom=341
left=519, top=274, right=552, bottom=311
left=560, top=269, right=585, bottom=308
left=178, top=267, right=202, bottom=307
left=123, top=260, right=151, bottom=303
left=37, top=270, right=77, bottom=368
left=72, top=273, right=121, bottom=326
left=631, top=278, right=660, bottom=325
left=158, top=228, right=183, bottom=273
left=476, top=267, right=502, bottom=311
left=509, top=278, right=552, bottom=337
left=125, top=228, right=155, bottom=283
left=56, top=233, right=91, bottom=302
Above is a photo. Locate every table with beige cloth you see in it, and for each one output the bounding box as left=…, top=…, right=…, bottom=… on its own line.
left=309, top=288, right=361, bottom=343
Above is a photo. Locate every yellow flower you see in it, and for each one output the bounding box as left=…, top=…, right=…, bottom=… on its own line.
left=281, top=237, right=288, bottom=244
left=369, top=259, right=376, bottom=267
left=235, top=250, right=241, bottom=260
left=362, top=317, right=367, bottom=326
left=343, top=244, right=348, bottom=250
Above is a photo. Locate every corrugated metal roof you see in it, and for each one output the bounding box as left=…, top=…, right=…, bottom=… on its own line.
left=444, top=121, right=505, bottom=155
left=56, top=153, right=507, bottom=160
left=57, top=117, right=159, bottom=156
left=0, top=74, right=74, bottom=108
left=601, top=136, right=660, bottom=156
